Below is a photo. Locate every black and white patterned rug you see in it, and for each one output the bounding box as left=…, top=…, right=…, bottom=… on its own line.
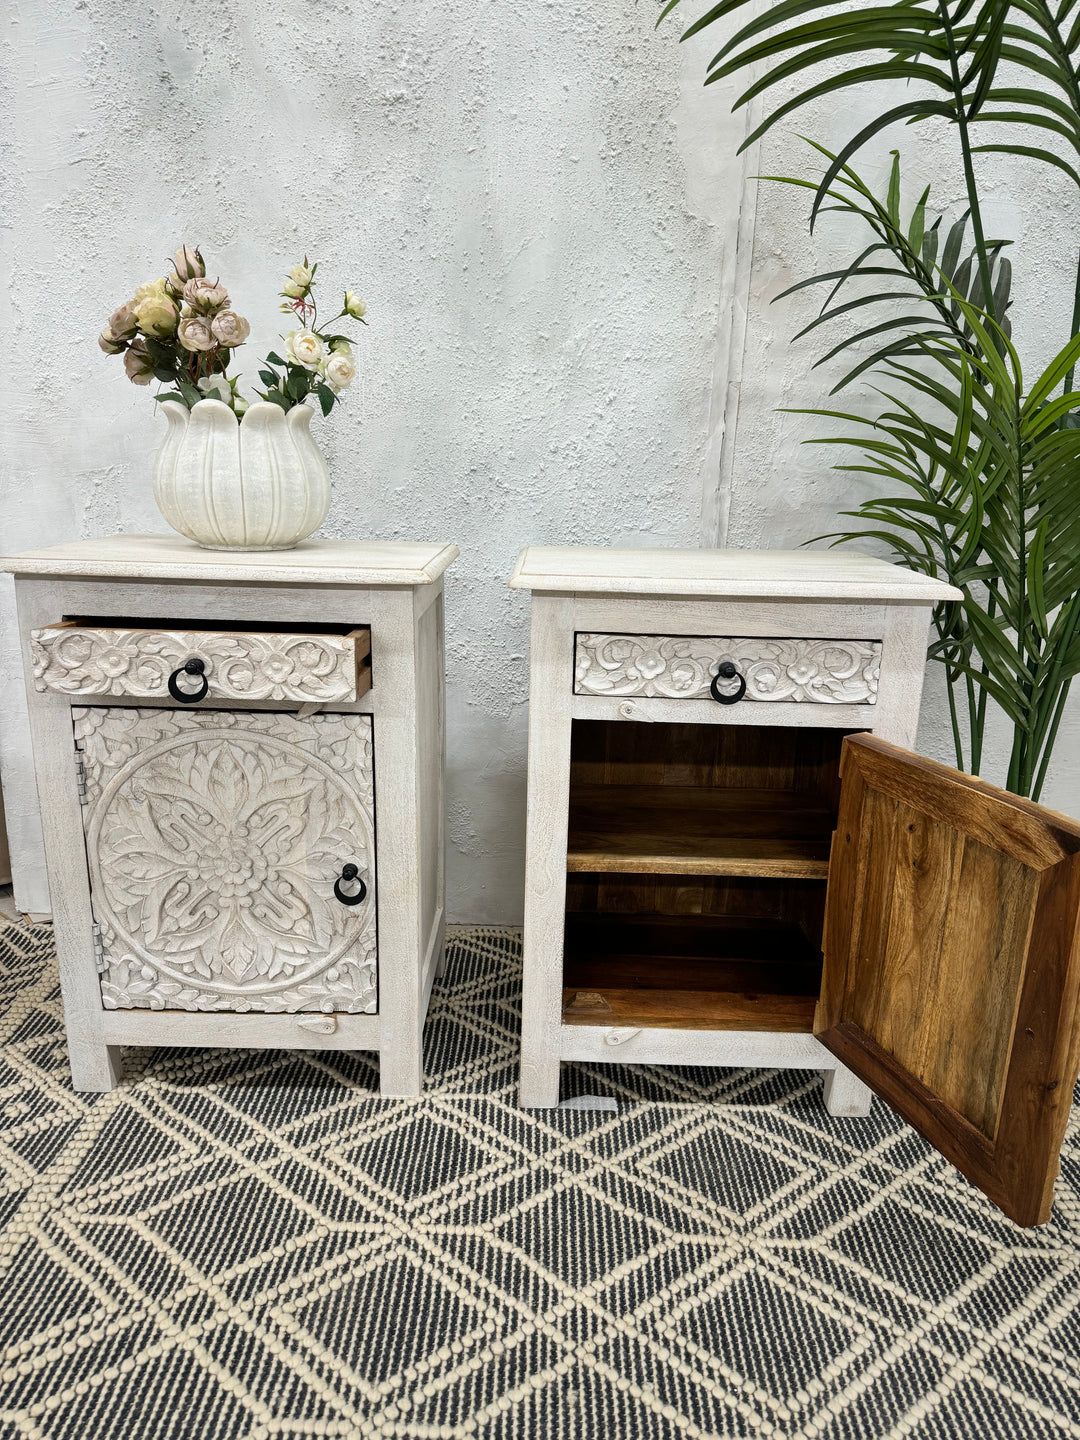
left=2, top=921, right=1079, bottom=1439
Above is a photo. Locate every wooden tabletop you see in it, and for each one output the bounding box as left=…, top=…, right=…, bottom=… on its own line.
left=509, top=545, right=961, bottom=601
left=0, top=535, right=460, bottom=587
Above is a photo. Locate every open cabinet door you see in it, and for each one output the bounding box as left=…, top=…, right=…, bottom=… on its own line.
left=817, top=734, right=1080, bottom=1226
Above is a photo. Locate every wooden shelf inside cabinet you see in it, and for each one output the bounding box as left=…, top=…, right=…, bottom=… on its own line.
left=562, top=912, right=822, bottom=1032
left=566, top=784, right=834, bottom=879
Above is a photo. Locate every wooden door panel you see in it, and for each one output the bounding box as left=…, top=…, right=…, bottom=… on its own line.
left=818, top=735, right=1080, bottom=1226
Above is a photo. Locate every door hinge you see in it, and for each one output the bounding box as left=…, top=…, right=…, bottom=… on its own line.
left=74, top=749, right=88, bottom=806
left=91, top=922, right=106, bottom=972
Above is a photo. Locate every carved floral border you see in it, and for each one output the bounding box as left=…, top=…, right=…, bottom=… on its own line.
left=574, top=633, right=882, bottom=704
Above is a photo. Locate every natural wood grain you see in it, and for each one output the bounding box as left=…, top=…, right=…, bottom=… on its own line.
left=567, top=783, right=833, bottom=877
left=844, top=733, right=1080, bottom=869
left=818, top=732, right=1080, bottom=1226
left=569, top=718, right=850, bottom=794
left=561, top=986, right=818, bottom=1031
left=566, top=723, right=846, bottom=879
left=562, top=912, right=821, bottom=1032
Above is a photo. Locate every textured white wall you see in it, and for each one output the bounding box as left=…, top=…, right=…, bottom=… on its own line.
left=0, top=1, right=741, bottom=919
left=2, top=4, right=1076, bottom=919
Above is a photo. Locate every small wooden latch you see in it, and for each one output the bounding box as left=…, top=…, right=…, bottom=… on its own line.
left=297, top=1015, right=337, bottom=1035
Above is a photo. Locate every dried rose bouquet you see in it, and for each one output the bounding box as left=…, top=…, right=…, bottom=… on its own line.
left=98, top=244, right=367, bottom=420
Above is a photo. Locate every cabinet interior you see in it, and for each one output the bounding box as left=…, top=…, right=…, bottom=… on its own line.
left=564, top=719, right=860, bottom=1032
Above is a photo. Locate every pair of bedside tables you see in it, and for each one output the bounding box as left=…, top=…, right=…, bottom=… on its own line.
left=5, top=537, right=1080, bottom=1226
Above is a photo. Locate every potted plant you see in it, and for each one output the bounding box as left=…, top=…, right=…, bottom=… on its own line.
left=663, top=0, right=1080, bottom=800
left=99, top=245, right=368, bottom=551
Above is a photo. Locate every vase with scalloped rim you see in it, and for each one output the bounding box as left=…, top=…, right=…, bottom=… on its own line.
left=152, top=397, right=331, bottom=551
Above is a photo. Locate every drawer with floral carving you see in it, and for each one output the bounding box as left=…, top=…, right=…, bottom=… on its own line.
left=74, top=706, right=377, bottom=1015
left=573, top=633, right=882, bottom=705
left=32, top=620, right=371, bottom=704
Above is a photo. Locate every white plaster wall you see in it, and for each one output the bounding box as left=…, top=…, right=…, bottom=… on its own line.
left=0, top=0, right=742, bottom=920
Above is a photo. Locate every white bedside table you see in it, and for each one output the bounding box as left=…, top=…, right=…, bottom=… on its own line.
left=510, top=545, right=1080, bottom=1227
left=3, top=535, right=457, bottom=1097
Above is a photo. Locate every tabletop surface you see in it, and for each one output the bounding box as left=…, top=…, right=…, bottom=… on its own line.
left=509, top=545, right=961, bottom=601
left=0, top=535, right=460, bottom=587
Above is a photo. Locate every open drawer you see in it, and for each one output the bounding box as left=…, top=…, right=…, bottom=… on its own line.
left=31, top=618, right=371, bottom=704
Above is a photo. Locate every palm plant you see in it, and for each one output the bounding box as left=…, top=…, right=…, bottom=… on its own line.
left=660, top=0, right=1080, bottom=357
left=661, top=0, right=1080, bottom=798
left=782, top=153, right=1080, bottom=795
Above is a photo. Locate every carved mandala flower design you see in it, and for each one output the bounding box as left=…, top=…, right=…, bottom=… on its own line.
left=88, top=729, right=373, bottom=993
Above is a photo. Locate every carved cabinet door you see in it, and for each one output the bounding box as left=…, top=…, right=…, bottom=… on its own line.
left=74, top=707, right=377, bottom=1015
left=817, top=734, right=1080, bottom=1226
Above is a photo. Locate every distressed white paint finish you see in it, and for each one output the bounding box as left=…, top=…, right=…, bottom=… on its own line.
left=33, top=623, right=369, bottom=703
left=3, top=535, right=457, bottom=588
left=77, top=707, right=378, bottom=1015
left=6, top=539, right=453, bottom=1093
left=510, top=545, right=962, bottom=600
left=574, top=633, right=882, bottom=704
left=515, top=546, right=953, bottom=1113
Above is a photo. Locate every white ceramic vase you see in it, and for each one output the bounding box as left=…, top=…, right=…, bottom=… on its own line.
left=152, top=398, right=331, bottom=550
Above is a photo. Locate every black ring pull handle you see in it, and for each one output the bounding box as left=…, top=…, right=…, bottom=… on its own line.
left=168, top=657, right=209, bottom=704
left=334, top=862, right=368, bottom=907
left=709, top=660, right=747, bottom=706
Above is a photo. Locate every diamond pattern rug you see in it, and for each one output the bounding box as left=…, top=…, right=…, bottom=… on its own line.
left=1, top=920, right=1079, bottom=1439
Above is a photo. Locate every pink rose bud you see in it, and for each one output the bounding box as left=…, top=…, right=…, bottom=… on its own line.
left=98, top=325, right=127, bottom=355
left=172, top=244, right=205, bottom=282
left=123, top=338, right=154, bottom=384
left=182, top=277, right=230, bottom=312
left=108, top=302, right=138, bottom=340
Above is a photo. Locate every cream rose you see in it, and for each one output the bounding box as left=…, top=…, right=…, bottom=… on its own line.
left=136, top=294, right=179, bottom=337
left=183, top=277, right=230, bottom=312
left=211, top=311, right=250, bottom=347
left=281, top=280, right=305, bottom=299
left=123, top=338, right=154, bottom=385
left=134, top=277, right=169, bottom=305
left=285, top=329, right=326, bottom=370
left=344, top=291, right=366, bottom=320
left=290, top=262, right=313, bottom=287
left=177, top=315, right=216, bottom=352
left=98, top=325, right=126, bottom=355
left=325, top=351, right=356, bottom=390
